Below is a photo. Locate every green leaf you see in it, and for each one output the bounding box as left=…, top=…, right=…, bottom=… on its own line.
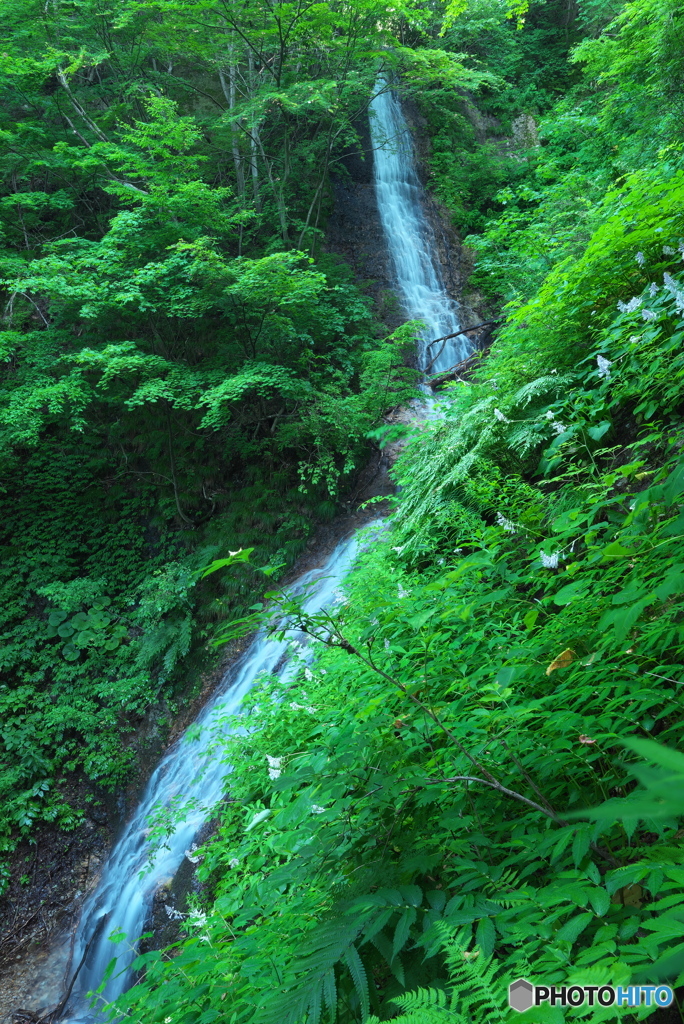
left=556, top=912, right=593, bottom=943
left=475, top=916, right=496, bottom=958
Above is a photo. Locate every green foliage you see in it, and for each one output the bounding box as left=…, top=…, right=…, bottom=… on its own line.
left=0, top=0, right=433, bottom=873
left=107, top=1, right=684, bottom=1019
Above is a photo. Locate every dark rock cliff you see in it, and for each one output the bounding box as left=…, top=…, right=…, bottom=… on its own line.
left=324, top=96, right=481, bottom=336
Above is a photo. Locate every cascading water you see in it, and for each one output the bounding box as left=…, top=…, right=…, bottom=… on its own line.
left=369, top=84, right=469, bottom=373
left=60, top=529, right=378, bottom=1022
left=52, top=84, right=467, bottom=1024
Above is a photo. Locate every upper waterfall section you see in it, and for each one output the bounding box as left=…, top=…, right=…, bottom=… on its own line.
left=369, top=83, right=469, bottom=374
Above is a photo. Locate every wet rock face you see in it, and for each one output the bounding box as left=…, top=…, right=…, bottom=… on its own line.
left=0, top=822, right=110, bottom=1023
left=324, top=100, right=480, bottom=337
left=325, top=116, right=404, bottom=330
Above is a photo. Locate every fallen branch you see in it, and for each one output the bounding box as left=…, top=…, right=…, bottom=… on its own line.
left=423, top=319, right=499, bottom=373
left=427, top=352, right=481, bottom=389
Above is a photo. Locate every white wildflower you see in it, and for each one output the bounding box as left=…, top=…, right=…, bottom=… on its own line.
left=635, top=251, right=645, bottom=267
left=540, top=550, right=560, bottom=569
left=664, top=272, right=678, bottom=293
left=229, top=857, right=239, bottom=869
left=165, top=1018, right=172, bottom=1023
left=496, top=512, right=516, bottom=534
left=551, top=421, right=566, bottom=434
left=266, top=755, right=282, bottom=780
left=370, top=617, right=379, bottom=627
left=184, top=843, right=203, bottom=865
left=397, top=584, right=409, bottom=599
left=438, top=557, right=445, bottom=565
left=663, top=245, right=676, bottom=256
left=187, top=908, right=208, bottom=928
left=164, top=904, right=185, bottom=921
left=384, top=638, right=390, bottom=650
left=641, top=309, right=657, bottom=322
left=629, top=335, right=641, bottom=344
left=617, top=296, right=642, bottom=314
left=493, top=408, right=509, bottom=423
left=311, top=804, right=326, bottom=815
left=304, top=667, right=313, bottom=682
left=596, top=354, right=612, bottom=379
left=392, top=546, right=404, bottom=554
left=290, top=702, right=316, bottom=713
left=649, top=282, right=658, bottom=296
left=545, top=410, right=555, bottom=420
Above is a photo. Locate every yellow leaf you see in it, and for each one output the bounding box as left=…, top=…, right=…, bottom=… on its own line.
left=546, top=648, right=576, bottom=675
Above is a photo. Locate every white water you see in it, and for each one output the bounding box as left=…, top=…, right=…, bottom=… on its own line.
left=369, top=84, right=469, bottom=373
left=56, top=86, right=466, bottom=1023
left=61, top=528, right=379, bottom=1021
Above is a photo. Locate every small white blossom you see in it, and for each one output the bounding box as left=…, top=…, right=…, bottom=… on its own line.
left=540, top=550, right=560, bottom=569
left=496, top=513, right=516, bottom=534
left=551, top=421, right=566, bottom=434
left=370, top=617, right=379, bottom=627
left=311, top=804, right=326, bottom=815
left=304, top=667, right=313, bottom=682
left=184, top=843, right=203, bottom=865
left=164, top=904, right=185, bottom=921
left=384, top=638, right=390, bottom=650
left=545, top=410, right=555, bottom=420
left=266, top=755, right=282, bottom=780
left=641, top=309, right=657, bottom=322
left=617, top=296, right=642, bottom=314
left=187, top=908, right=208, bottom=928
left=290, top=701, right=316, bottom=713
left=438, top=557, right=445, bottom=565
left=635, top=251, right=645, bottom=266
left=494, top=408, right=509, bottom=423
left=649, top=282, right=658, bottom=297
left=397, top=584, right=409, bottom=599
left=663, top=245, right=676, bottom=255
left=229, top=857, right=239, bottom=869
left=596, top=354, right=612, bottom=379
left=391, top=546, right=404, bottom=554
left=664, top=272, right=678, bottom=293
left=165, top=1018, right=172, bottom=1023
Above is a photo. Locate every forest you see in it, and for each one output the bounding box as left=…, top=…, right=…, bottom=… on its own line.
left=1, top=0, right=684, bottom=1019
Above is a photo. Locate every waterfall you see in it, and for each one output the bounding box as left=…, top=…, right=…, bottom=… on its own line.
left=60, top=528, right=380, bottom=1022
left=54, top=85, right=466, bottom=1024
left=369, top=83, right=469, bottom=374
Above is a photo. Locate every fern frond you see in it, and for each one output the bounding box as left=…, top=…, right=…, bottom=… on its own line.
left=512, top=373, right=573, bottom=408
left=343, top=943, right=370, bottom=1020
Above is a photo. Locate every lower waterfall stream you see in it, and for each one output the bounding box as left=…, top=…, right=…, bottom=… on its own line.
left=58, top=83, right=472, bottom=1021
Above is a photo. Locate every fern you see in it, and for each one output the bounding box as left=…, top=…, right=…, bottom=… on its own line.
left=511, top=373, right=574, bottom=409
left=252, top=916, right=370, bottom=1024
left=386, top=926, right=512, bottom=1024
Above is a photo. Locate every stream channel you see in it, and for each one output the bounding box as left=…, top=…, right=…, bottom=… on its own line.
left=55, top=82, right=473, bottom=1022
